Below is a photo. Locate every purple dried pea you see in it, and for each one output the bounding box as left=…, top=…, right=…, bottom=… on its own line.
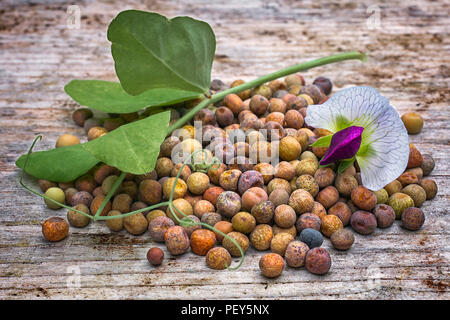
left=401, top=207, right=425, bottom=231
left=373, top=204, right=395, bottom=228
left=237, top=170, right=264, bottom=195
left=71, top=191, right=93, bottom=207
left=350, top=210, right=377, bottom=235
left=148, top=216, right=175, bottom=242
left=216, top=191, right=241, bottom=218
left=296, top=213, right=321, bottom=233
left=305, top=247, right=332, bottom=275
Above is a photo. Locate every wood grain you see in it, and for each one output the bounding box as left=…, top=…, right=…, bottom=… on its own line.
left=0, top=0, right=448, bottom=299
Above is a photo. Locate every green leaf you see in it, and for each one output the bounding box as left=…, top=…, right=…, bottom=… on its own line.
left=338, top=158, right=355, bottom=174
left=107, top=10, right=215, bottom=96
left=16, top=144, right=100, bottom=182
left=310, top=134, right=333, bottom=148
left=65, top=80, right=201, bottom=114
left=82, top=111, right=171, bottom=174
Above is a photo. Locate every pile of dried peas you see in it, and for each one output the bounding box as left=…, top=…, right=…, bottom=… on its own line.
left=38, top=74, right=437, bottom=278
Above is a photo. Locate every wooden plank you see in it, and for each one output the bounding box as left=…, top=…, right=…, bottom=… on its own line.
left=0, top=0, right=449, bottom=299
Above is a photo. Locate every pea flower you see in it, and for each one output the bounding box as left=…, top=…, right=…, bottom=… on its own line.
left=305, top=86, right=409, bottom=191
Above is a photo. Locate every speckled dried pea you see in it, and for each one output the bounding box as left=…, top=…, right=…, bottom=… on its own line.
left=124, top=212, right=148, bottom=235
left=190, top=229, right=216, bottom=256
left=193, top=200, right=215, bottom=218
left=250, top=224, right=273, bottom=251
left=219, top=169, right=242, bottom=192
left=213, top=221, right=233, bottom=243
left=295, top=159, right=319, bottom=176
left=314, top=167, right=336, bottom=189
left=295, top=174, right=319, bottom=197
left=164, top=226, right=190, bottom=255
left=397, top=172, right=419, bottom=187
left=149, top=216, right=175, bottom=242
left=162, top=177, right=187, bottom=200
left=201, top=212, right=222, bottom=227
left=232, top=211, right=256, bottom=234
left=105, top=210, right=123, bottom=232
left=321, top=214, right=343, bottom=238
left=289, top=189, right=314, bottom=214
left=267, top=178, right=291, bottom=195
left=295, top=213, right=321, bottom=233
left=274, top=205, right=296, bottom=228
left=401, top=112, right=423, bottom=134
left=251, top=200, right=275, bottom=224
left=388, top=192, right=415, bottom=219
left=373, top=188, right=389, bottom=204
left=305, top=247, right=331, bottom=275
left=166, top=198, right=193, bottom=223
left=222, top=231, right=249, bottom=257
left=90, top=194, right=111, bottom=216
left=407, top=146, right=423, bottom=169
left=384, top=180, right=403, bottom=196
left=270, top=233, right=294, bottom=256
left=206, top=247, right=232, bottom=270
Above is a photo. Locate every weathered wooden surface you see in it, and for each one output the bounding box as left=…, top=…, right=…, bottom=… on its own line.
left=0, top=0, right=449, bottom=300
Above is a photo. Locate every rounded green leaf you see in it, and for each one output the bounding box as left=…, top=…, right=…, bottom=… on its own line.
left=16, top=144, right=100, bottom=182
left=81, top=111, right=171, bottom=174
left=107, top=10, right=215, bottom=96
left=64, top=80, right=202, bottom=114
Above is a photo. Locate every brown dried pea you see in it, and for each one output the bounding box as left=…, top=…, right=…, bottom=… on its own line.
left=259, top=253, right=285, bottom=278
left=162, top=177, right=187, bottom=200
left=42, top=217, right=69, bottom=242
left=419, top=178, right=437, bottom=200
left=124, top=212, right=148, bottom=235
left=316, top=186, right=340, bottom=209
left=106, top=210, right=124, bottom=232
left=166, top=198, right=193, bottom=224
left=401, top=184, right=426, bottom=207
left=146, top=210, right=166, bottom=223
left=90, top=194, right=111, bottom=216
left=112, top=193, right=132, bottom=213
left=222, top=231, right=249, bottom=257
left=67, top=204, right=91, bottom=228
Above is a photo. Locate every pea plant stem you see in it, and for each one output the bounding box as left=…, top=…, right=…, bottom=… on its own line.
left=93, top=171, right=126, bottom=220
left=168, top=51, right=366, bottom=134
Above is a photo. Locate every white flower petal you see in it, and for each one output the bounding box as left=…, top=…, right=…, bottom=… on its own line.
left=306, top=86, right=409, bottom=191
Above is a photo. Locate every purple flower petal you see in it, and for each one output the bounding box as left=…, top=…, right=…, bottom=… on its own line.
left=320, top=126, right=364, bottom=165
